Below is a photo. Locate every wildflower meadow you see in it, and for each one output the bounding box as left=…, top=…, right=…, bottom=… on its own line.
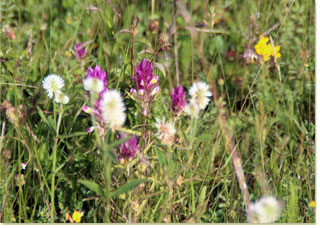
left=0, top=0, right=315, bottom=224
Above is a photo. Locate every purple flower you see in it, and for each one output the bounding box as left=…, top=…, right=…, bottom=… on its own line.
left=74, top=42, right=86, bottom=59
left=118, top=133, right=140, bottom=160
left=82, top=65, right=108, bottom=126
left=131, top=58, right=159, bottom=115
left=171, top=85, right=186, bottom=115
left=83, top=65, right=108, bottom=93
left=133, top=58, right=159, bottom=96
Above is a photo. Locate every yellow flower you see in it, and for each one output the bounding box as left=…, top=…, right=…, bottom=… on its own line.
left=254, top=35, right=281, bottom=62
left=272, top=45, right=281, bottom=58
left=65, top=51, right=72, bottom=57
left=72, top=210, right=82, bottom=223
left=254, top=36, right=269, bottom=55
left=309, top=201, right=315, bottom=208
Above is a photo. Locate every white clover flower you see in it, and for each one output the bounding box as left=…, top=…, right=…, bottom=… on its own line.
left=83, top=77, right=105, bottom=93
left=54, top=91, right=70, bottom=104
left=188, top=81, right=212, bottom=110
left=100, top=90, right=126, bottom=130
left=42, top=74, right=65, bottom=98
left=247, top=196, right=283, bottom=223
left=155, top=118, right=176, bottom=146
left=184, top=102, right=201, bottom=118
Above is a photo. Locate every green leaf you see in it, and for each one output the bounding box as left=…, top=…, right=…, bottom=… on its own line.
left=111, top=179, right=148, bottom=198
left=37, top=106, right=54, bottom=133
left=156, top=148, right=167, bottom=169
left=168, top=159, right=175, bottom=176
left=199, top=186, right=207, bottom=206
left=135, top=37, right=152, bottom=47
left=154, top=63, right=166, bottom=77
left=108, top=136, right=133, bottom=149
left=78, top=180, right=106, bottom=199
left=100, top=144, right=118, bottom=164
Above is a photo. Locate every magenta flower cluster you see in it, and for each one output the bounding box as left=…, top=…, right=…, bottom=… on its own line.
left=74, top=42, right=87, bottom=60
left=171, top=85, right=186, bottom=115
left=80, top=50, right=140, bottom=162
left=83, top=65, right=108, bottom=122
left=131, top=58, right=159, bottom=115
left=118, top=133, right=140, bottom=160
left=133, top=58, right=158, bottom=94
left=86, top=65, right=108, bottom=90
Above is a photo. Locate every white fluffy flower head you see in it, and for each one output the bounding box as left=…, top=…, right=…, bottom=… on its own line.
left=184, top=102, right=201, bottom=118
left=100, top=89, right=126, bottom=130
left=54, top=91, right=70, bottom=104
left=247, top=196, right=283, bottom=223
left=155, top=118, right=176, bottom=146
left=83, top=77, right=105, bottom=93
left=42, top=74, right=64, bottom=98
left=189, top=81, right=212, bottom=110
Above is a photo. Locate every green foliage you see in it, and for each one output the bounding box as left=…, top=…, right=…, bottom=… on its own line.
left=287, top=183, right=299, bottom=223
left=0, top=0, right=315, bottom=224
left=78, top=180, right=106, bottom=199
left=111, top=179, right=148, bottom=198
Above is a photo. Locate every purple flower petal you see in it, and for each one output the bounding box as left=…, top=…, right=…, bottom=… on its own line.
left=171, top=85, right=186, bottom=115
left=74, top=42, right=86, bottom=59
left=118, top=133, right=140, bottom=160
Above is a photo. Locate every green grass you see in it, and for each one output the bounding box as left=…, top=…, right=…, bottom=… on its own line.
left=0, top=0, right=315, bottom=223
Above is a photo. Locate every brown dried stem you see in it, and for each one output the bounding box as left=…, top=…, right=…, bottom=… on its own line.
left=106, top=0, right=121, bottom=18
left=200, top=48, right=250, bottom=213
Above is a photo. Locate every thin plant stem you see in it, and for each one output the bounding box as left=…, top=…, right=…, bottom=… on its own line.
left=104, top=131, right=114, bottom=223
left=50, top=104, right=63, bottom=223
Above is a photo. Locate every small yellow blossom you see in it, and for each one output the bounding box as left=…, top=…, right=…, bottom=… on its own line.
left=254, top=35, right=281, bottom=62
left=65, top=51, right=72, bottom=57
left=72, top=210, right=82, bottom=223
left=309, top=201, right=315, bottom=208
left=254, top=36, right=269, bottom=56
left=272, top=45, right=281, bottom=58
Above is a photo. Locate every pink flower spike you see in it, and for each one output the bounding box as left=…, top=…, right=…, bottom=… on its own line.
left=74, top=42, right=87, bottom=60
left=171, top=85, right=186, bottom=115
left=118, top=133, right=140, bottom=160
left=133, top=58, right=158, bottom=95
left=83, top=65, right=108, bottom=93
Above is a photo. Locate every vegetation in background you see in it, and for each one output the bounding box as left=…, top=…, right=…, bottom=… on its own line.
left=0, top=0, right=315, bottom=223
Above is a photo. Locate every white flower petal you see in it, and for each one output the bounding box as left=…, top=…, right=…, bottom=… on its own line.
left=83, top=78, right=104, bottom=93
left=188, top=81, right=212, bottom=110
left=248, top=196, right=283, bottom=223
left=184, top=102, right=200, bottom=118
left=42, top=74, right=65, bottom=98
left=100, top=90, right=126, bottom=129
left=155, top=117, right=176, bottom=145
left=54, top=92, right=69, bottom=104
